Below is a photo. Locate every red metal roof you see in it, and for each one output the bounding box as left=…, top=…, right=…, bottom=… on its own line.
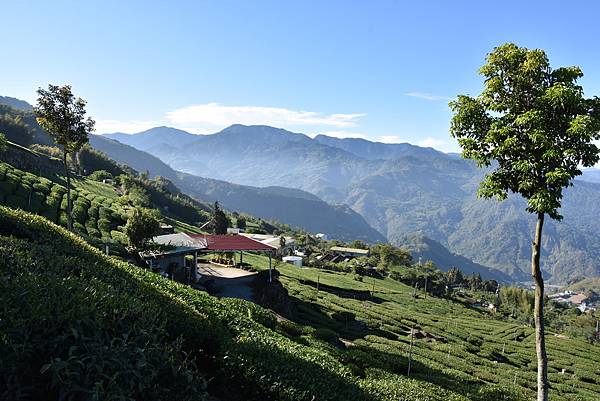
left=189, top=234, right=275, bottom=252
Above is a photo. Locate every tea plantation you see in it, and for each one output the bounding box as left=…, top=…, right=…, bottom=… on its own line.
left=245, top=255, right=600, bottom=400
left=1, top=161, right=600, bottom=400
left=0, top=161, right=130, bottom=245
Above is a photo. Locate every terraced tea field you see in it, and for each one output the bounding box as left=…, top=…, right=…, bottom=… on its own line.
left=249, top=257, right=600, bottom=400
left=0, top=161, right=131, bottom=244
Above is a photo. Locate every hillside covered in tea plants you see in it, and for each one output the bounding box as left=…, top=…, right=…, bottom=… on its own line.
left=2, top=205, right=600, bottom=401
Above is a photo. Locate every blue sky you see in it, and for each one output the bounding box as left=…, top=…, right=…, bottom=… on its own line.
left=2, top=0, right=599, bottom=152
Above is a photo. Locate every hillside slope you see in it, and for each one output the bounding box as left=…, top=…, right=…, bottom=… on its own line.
left=5, top=207, right=600, bottom=400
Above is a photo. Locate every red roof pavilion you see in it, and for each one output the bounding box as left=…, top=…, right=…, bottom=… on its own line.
left=189, top=234, right=275, bottom=252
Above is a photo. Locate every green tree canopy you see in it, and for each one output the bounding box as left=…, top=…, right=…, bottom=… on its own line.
left=211, top=201, right=229, bottom=235
left=450, top=43, right=600, bottom=220
left=236, top=215, right=247, bottom=229
left=450, top=43, right=600, bottom=401
left=35, top=84, right=95, bottom=231
left=125, top=208, right=161, bottom=249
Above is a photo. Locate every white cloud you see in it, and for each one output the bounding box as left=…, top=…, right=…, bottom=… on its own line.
left=315, top=131, right=368, bottom=139
left=94, top=119, right=162, bottom=134
left=378, top=135, right=405, bottom=144
left=405, top=92, right=453, bottom=101
left=418, top=136, right=459, bottom=153
left=95, top=103, right=365, bottom=135
left=165, top=103, right=364, bottom=128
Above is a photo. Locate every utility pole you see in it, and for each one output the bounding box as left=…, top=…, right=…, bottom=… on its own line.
left=424, top=276, right=428, bottom=299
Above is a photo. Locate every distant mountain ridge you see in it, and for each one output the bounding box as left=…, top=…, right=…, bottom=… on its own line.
left=313, top=134, right=443, bottom=160
left=89, top=134, right=386, bottom=243
left=105, top=126, right=198, bottom=151
left=107, top=124, right=600, bottom=284
left=0, top=96, right=33, bottom=111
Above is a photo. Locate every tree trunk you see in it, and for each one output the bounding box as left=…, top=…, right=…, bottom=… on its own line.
left=532, top=212, right=547, bottom=401
left=63, top=151, right=72, bottom=231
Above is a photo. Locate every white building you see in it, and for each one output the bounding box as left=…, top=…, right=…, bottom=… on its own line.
left=282, top=255, right=303, bottom=267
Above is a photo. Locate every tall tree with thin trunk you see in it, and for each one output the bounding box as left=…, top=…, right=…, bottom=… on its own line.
left=35, top=85, right=95, bottom=231
left=450, top=43, right=600, bottom=401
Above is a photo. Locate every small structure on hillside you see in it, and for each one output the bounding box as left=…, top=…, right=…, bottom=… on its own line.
left=140, top=232, right=279, bottom=283
left=241, top=233, right=295, bottom=256
left=282, top=255, right=303, bottom=267
left=159, top=223, right=175, bottom=235
left=330, top=246, right=370, bottom=258
left=315, top=233, right=328, bottom=241
left=140, top=233, right=205, bottom=281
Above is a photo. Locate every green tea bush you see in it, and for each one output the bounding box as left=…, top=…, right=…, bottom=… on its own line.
left=97, top=218, right=111, bottom=234
left=71, top=202, right=88, bottom=225
left=110, top=230, right=127, bottom=244
left=32, top=182, right=50, bottom=194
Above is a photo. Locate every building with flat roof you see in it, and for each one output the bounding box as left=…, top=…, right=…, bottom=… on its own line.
left=330, top=246, right=370, bottom=258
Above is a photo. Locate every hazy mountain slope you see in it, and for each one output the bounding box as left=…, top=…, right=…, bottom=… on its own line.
left=176, top=173, right=386, bottom=242
left=400, top=233, right=512, bottom=282
left=314, top=134, right=442, bottom=160
left=116, top=124, right=600, bottom=284
left=145, top=125, right=378, bottom=200
left=104, top=126, right=198, bottom=151
left=0, top=96, right=33, bottom=111
left=89, top=134, right=386, bottom=242
left=89, top=135, right=177, bottom=179
left=579, top=168, right=600, bottom=184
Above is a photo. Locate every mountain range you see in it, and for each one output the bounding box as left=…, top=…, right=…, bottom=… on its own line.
left=2, top=93, right=599, bottom=284
left=88, top=135, right=386, bottom=243
left=105, top=124, right=600, bottom=284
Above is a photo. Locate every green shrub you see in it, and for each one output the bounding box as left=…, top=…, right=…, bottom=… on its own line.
left=72, top=203, right=88, bottom=225
left=98, top=207, right=112, bottom=221
left=0, top=209, right=211, bottom=401
left=88, top=204, right=99, bottom=220
left=110, top=230, right=128, bottom=244
left=74, top=221, right=87, bottom=235
left=86, top=226, right=101, bottom=238
left=313, top=327, right=339, bottom=344
left=88, top=170, right=113, bottom=181
left=59, top=211, right=68, bottom=226
left=32, top=182, right=50, bottom=194
left=50, top=185, right=66, bottom=196
left=97, top=218, right=111, bottom=233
